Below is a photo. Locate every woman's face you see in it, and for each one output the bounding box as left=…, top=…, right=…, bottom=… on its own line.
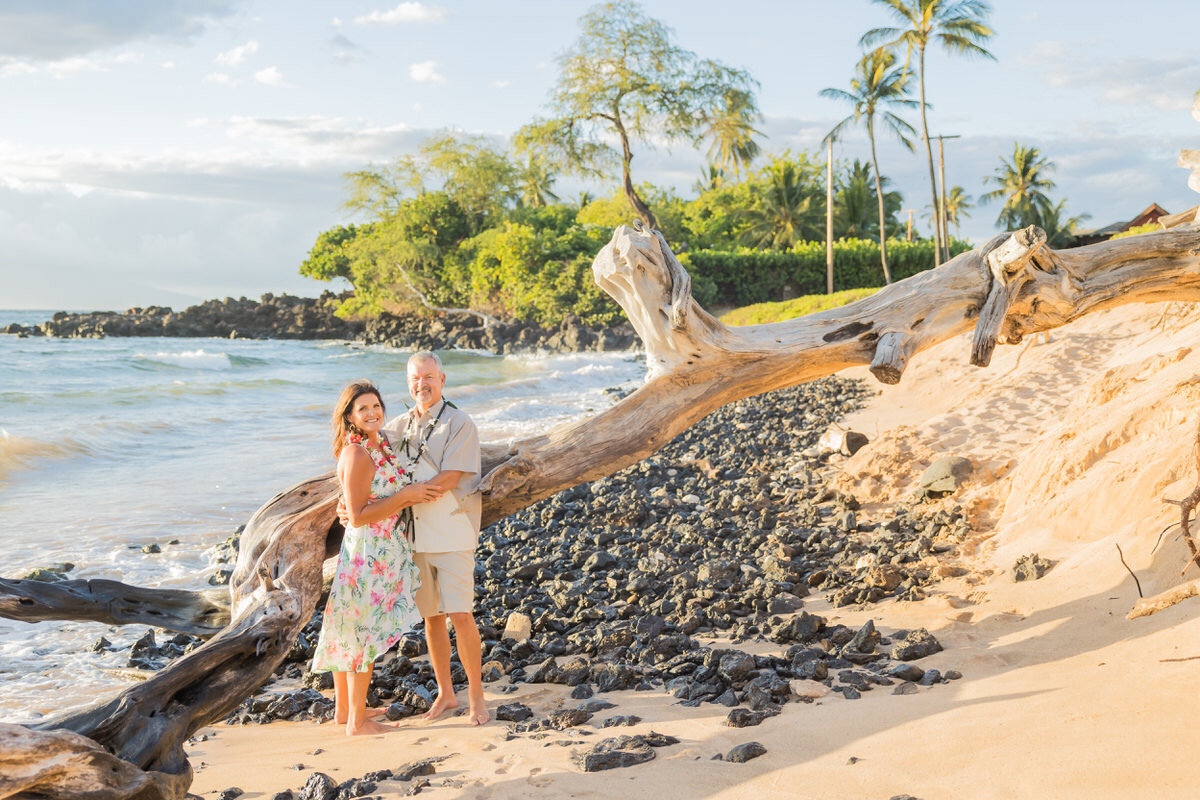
left=347, top=392, right=384, bottom=436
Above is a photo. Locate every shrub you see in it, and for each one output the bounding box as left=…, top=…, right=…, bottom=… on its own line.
left=681, top=238, right=971, bottom=306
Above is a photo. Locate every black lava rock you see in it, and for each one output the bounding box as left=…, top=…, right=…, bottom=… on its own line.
left=725, top=742, right=767, bottom=763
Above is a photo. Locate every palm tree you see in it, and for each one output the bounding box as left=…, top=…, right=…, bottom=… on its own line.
left=862, top=0, right=995, bottom=265
left=943, top=185, right=973, bottom=238
left=741, top=160, right=823, bottom=248
left=1033, top=199, right=1089, bottom=248
left=980, top=143, right=1056, bottom=230
left=835, top=159, right=903, bottom=240
left=703, top=88, right=764, bottom=184
left=694, top=163, right=726, bottom=194
left=515, top=153, right=559, bottom=209
left=821, top=48, right=916, bottom=284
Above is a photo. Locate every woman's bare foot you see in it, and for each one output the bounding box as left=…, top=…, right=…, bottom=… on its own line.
left=422, top=693, right=459, bottom=721
left=467, top=691, right=490, bottom=726
left=336, top=706, right=386, bottom=725
left=346, top=717, right=393, bottom=736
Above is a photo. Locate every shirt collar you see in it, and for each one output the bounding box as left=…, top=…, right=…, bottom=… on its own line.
left=409, top=398, right=446, bottom=423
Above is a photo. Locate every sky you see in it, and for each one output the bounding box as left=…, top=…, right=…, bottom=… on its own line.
left=0, top=0, right=1197, bottom=310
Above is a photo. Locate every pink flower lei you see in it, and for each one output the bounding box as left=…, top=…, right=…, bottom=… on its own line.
left=345, top=432, right=406, bottom=475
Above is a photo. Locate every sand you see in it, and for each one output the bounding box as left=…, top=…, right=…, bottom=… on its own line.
left=189, top=301, right=1200, bottom=799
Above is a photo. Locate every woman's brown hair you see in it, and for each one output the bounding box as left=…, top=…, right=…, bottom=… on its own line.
left=331, top=380, right=386, bottom=457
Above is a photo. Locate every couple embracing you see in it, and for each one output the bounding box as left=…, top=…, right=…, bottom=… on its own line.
left=311, top=351, right=490, bottom=735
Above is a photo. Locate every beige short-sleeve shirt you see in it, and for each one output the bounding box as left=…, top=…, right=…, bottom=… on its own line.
left=382, top=399, right=481, bottom=553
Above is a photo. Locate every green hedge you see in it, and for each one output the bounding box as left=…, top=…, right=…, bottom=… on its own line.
left=679, top=238, right=972, bottom=306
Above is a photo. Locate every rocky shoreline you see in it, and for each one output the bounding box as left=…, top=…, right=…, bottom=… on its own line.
left=4, top=293, right=640, bottom=355
left=28, top=375, right=971, bottom=795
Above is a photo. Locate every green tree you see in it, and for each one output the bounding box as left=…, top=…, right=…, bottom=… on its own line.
left=980, top=142, right=1057, bottom=230
left=834, top=159, right=903, bottom=241
left=702, top=87, right=764, bottom=184
left=300, top=224, right=365, bottom=282
left=943, top=185, right=973, bottom=237
left=345, top=131, right=517, bottom=234
left=740, top=153, right=825, bottom=248
left=694, top=163, right=727, bottom=194
left=515, top=152, right=560, bottom=209
left=862, top=0, right=995, bottom=264
left=1033, top=199, right=1089, bottom=248
left=821, top=47, right=917, bottom=283
left=682, top=178, right=760, bottom=250
left=578, top=186, right=688, bottom=244
left=515, top=0, right=758, bottom=231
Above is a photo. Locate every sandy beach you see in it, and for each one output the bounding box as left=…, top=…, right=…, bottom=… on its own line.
left=188, top=301, right=1200, bottom=800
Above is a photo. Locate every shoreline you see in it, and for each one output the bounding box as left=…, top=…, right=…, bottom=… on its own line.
left=185, top=301, right=1200, bottom=799
left=1, top=292, right=640, bottom=355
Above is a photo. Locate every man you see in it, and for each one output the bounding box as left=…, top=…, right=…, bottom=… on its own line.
left=383, top=351, right=489, bottom=726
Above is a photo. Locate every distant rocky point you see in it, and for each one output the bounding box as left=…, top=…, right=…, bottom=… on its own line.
left=3, top=292, right=640, bottom=355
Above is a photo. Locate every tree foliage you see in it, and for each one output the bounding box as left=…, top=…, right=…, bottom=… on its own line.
left=862, top=0, right=995, bottom=263
left=822, top=47, right=916, bottom=282
left=514, top=0, right=759, bottom=231
left=980, top=142, right=1057, bottom=230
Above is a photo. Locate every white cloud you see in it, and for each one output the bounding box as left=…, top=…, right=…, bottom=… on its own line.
left=216, top=41, right=259, bottom=66
left=356, top=2, right=447, bottom=25
left=409, top=60, right=443, bottom=83
left=185, top=117, right=209, bottom=128
left=162, top=61, right=177, bottom=69
left=254, top=66, right=288, bottom=87
left=492, top=80, right=510, bottom=89
left=204, top=72, right=235, bottom=86
left=47, top=57, right=105, bottom=78
left=3, top=50, right=146, bottom=79
left=1022, top=45, right=1200, bottom=113
left=0, top=58, right=37, bottom=77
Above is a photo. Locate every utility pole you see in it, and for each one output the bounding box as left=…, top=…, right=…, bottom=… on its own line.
left=825, top=137, right=834, bottom=294
left=900, top=209, right=916, bottom=242
left=936, top=133, right=961, bottom=264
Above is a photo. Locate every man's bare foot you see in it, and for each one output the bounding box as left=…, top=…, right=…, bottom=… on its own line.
left=467, top=692, right=490, bottom=726
left=422, top=693, right=459, bottom=721
left=346, top=717, right=393, bottom=736
left=336, top=707, right=386, bottom=725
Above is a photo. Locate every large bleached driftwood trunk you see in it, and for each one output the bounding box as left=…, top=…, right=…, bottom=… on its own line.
left=4, top=218, right=1200, bottom=799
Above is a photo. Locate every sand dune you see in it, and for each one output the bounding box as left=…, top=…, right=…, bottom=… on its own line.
left=190, top=301, right=1200, bottom=799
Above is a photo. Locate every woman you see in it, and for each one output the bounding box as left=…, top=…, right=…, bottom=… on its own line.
left=312, top=380, right=443, bottom=735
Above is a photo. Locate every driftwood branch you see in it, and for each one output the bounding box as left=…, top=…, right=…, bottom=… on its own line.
left=11, top=217, right=1200, bottom=798
left=6, top=475, right=338, bottom=798
left=478, top=221, right=1200, bottom=525
left=0, top=579, right=229, bottom=636
left=1128, top=579, right=1200, bottom=620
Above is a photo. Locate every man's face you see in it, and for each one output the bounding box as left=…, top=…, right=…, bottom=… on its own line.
left=407, top=358, right=446, bottom=410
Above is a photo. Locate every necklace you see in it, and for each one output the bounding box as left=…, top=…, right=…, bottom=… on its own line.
left=402, top=400, right=448, bottom=468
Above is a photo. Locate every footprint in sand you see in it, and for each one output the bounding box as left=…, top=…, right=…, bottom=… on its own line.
left=527, top=772, right=552, bottom=788
left=413, top=736, right=429, bottom=745
left=481, top=742, right=497, bottom=752
left=494, top=754, right=516, bottom=775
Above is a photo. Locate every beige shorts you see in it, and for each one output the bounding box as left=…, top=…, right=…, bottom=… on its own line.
left=413, top=551, right=476, bottom=618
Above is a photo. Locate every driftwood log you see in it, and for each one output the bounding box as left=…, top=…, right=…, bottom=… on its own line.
left=4, top=216, right=1200, bottom=798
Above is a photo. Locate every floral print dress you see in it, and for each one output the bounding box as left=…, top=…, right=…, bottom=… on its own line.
left=312, top=434, right=421, bottom=673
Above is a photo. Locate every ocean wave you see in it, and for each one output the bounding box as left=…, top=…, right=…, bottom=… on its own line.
left=0, top=429, right=97, bottom=481
left=132, top=350, right=267, bottom=371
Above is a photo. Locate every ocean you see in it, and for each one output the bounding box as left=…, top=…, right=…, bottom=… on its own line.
left=0, top=311, right=644, bottom=723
